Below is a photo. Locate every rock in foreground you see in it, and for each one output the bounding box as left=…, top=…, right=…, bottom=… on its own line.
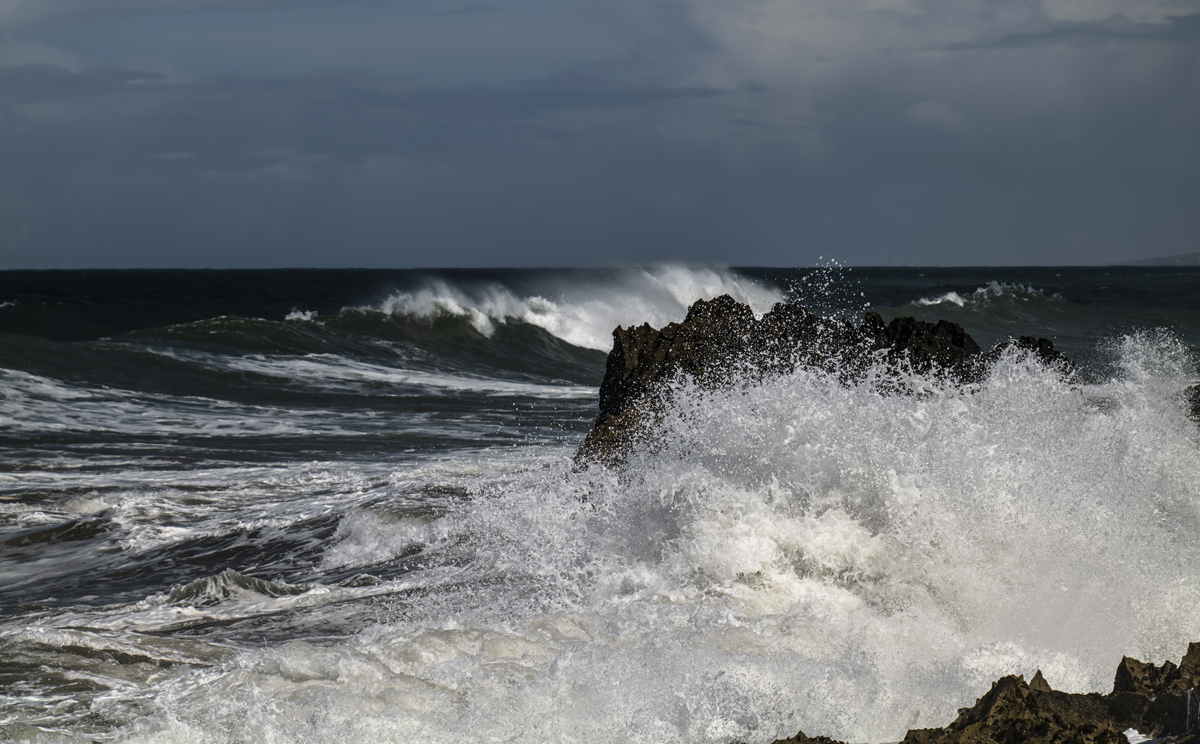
left=765, top=644, right=1200, bottom=744
left=1187, top=384, right=1200, bottom=423
left=577, top=295, right=1070, bottom=466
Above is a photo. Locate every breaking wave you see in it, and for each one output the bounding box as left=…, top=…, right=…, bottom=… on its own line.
left=42, top=332, right=1199, bottom=744
left=915, top=281, right=1059, bottom=308
left=366, top=265, right=784, bottom=351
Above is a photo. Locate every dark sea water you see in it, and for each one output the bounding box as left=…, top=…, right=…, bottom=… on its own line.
left=2, top=265, right=1199, bottom=743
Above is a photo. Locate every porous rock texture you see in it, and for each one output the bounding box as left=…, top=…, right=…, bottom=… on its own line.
left=769, top=732, right=849, bottom=744
left=899, top=673, right=1127, bottom=744
left=576, top=294, right=1070, bottom=466
left=763, top=644, right=1200, bottom=744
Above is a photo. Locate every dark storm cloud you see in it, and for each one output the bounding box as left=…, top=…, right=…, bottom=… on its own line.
left=0, top=62, right=158, bottom=89
left=945, top=12, right=1200, bottom=49
left=0, top=0, right=382, bottom=25
left=0, top=0, right=1197, bottom=267
left=0, top=63, right=722, bottom=171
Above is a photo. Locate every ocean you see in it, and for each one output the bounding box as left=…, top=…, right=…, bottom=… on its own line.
left=2, top=264, right=1199, bottom=743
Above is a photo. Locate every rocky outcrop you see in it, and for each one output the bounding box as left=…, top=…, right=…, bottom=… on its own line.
left=766, top=644, right=1200, bottom=744
left=1187, top=385, right=1200, bottom=423
left=577, top=295, right=1071, bottom=465
left=899, top=673, right=1127, bottom=744
left=1110, top=642, right=1200, bottom=736
left=769, top=732, right=849, bottom=744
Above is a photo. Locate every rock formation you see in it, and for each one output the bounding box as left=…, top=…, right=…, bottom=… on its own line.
left=899, top=673, right=1128, bottom=744
left=764, top=644, right=1200, bottom=744
left=577, top=295, right=1071, bottom=465
left=769, top=732, right=849, bottom=744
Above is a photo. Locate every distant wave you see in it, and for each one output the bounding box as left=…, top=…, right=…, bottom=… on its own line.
left=364, top=265, right=784, bottom=351
left=915, top=281, right=1060, bottom=308
left=202, top=351, right=597, bottom=399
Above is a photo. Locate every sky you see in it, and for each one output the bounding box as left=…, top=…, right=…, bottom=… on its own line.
left=0, top=0, right=1197, bottom=268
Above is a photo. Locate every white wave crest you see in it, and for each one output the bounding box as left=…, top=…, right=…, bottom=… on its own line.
left=373, top=265, right=784, bottom=351
left=916, top=281, right=1057, bottom=308
left=284, top=308, right=316, bottom=321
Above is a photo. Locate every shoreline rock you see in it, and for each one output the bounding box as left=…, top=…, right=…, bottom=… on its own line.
left=762, top=644, right=1200, bottom=744
left=577, top=295, right=1070, bottom=466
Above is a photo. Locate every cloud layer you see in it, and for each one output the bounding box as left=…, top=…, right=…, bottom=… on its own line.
left=0, top=0, right=1196, bottom=266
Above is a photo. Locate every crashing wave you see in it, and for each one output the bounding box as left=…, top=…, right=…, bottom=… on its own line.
left=369, top=265, right=783, bottom=351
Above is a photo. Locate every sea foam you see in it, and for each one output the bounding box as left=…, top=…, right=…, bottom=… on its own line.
left=95, top=332, right=1200, bottom=744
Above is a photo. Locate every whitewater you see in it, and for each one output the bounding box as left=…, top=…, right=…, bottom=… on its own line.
left=1, top=265, right=1199, bottom=743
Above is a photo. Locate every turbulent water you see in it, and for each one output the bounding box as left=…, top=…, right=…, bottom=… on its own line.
left=2, top=265, right=1199, bottom=744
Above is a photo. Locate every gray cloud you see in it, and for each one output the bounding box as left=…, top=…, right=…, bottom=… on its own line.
left=0, top=0, right=381, bottom=27
left=945, top=12, right=1200, bottom=49
left=0, top=63, right=725, bottom=169
left=0, top=0, right=1196, bottom=267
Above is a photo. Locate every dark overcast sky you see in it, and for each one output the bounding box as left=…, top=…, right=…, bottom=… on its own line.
left=0, top=0, right=1197, bottom=268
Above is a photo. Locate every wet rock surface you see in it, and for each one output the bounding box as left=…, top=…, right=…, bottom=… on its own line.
left=577, top=294, right=1071, bottom=465
left=898, top=673, right=1126, bottom=744
left=765, top=644, right=1200, bottom=744
left=769, top=732, right=850, bottom=744
left=1187, top=384, right=1200, bottom=423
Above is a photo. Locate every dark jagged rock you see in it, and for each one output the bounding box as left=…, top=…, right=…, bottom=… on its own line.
left=866, top=314, right=983, bottom=380
left=733, top=729, right=849, bottom=744
left=1029, top=669, right=1053, bottom=692
left=983, top=336, right=1075, bottom=376
left=900, top=673, right=1126, bottom=744
left=770, top=645, right=1200, bottom=744
left=1107, top=642, right=1200, bottom=737
left=769, top=731, right=848, bottom=744
left=577, top=295, right=1069, bottom=466
left=1113, top=654, right=1179, bottom=696
left=1186, top=385, right=1200, bottom=423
